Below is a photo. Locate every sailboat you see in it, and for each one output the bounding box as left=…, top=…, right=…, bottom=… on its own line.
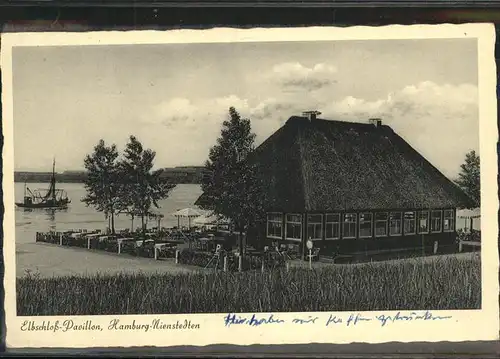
left=15, top=159, right=71, bottom=209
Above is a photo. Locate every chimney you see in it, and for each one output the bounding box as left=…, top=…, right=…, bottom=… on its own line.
left=368, top=118, right=382, bottom=127
left=302, top=110, right=322, bottom=121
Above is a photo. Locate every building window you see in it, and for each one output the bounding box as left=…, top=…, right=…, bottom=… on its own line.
left=389, top=212, right=402, bottom=236
left=431, top=210, right=442, bottom=233
left=359, top=212, right=373, bottom=238
left=307, top=214, right=323, bottom=240
left=267, top=213, right=283, bottom=239
left=418, top=211, right=429, bottom=234
left=404, top=211, right=416, bottom=235
left=443, top=209, right=455, bottom=232
left=343, top=213, right=357, bottom=239
left=325, top=213, right=340, bottom=240
left=375, top=212, right=388, bottom=237
left=285, top=214, right=302, bottom=241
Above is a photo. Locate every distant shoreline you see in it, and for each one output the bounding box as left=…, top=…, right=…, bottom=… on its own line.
left=14, top=166, right=204, bottom=184
left=15, top=179, right=85, bottom=184
left=14, top=180, right=202, bottom=184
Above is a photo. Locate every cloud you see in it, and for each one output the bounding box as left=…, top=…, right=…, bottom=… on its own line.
left=91, top=58, right=478, bottom=177
left=145, top=96, right=251, bottom=128
left=139, top=80, right=478, bottom=177
left=247, top=81, right=478, bottom=178
left=134, top=95, right=255, bottom=166
left=321, top=81, right=479, bottom=178
left=150, top=98, right=199, bottom=128
left=262, top=62, right=338, bottom=91
left=321, top=81, right=478, bottom=128
left=252, top=81, right=478, bottom=178
left=249, top=98, right=295, bottom=124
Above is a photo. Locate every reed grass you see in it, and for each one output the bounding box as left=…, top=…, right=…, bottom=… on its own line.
left=17, top=255, right=481, bottom=315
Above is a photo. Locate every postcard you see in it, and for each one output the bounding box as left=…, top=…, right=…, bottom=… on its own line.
left=2, top=24, right=499, bottom=348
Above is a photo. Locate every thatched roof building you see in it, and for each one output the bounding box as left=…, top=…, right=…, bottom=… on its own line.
left=197, top=112, right=475, bottom=254
left=251, top=115, right=474, bottom=213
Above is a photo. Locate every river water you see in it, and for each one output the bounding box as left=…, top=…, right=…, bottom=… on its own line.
left=15, top=182, right=203, bottom=245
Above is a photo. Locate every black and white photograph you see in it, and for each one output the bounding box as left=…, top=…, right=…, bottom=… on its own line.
left=2, top=25, right=498, bottom=348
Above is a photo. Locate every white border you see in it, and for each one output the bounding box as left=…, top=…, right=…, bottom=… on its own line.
left=2, top=24, right=499, bottom=348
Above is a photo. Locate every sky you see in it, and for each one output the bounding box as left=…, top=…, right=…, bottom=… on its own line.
left=12, top=38, right=478, bottom=179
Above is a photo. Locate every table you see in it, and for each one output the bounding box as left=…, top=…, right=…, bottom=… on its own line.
left=84, top=233, right=101, bottom=249
left=117, top=237, right=134, bottom=254
left=153, top=243, right=177, bottom=260
left=135, top=239, right=155, bottom=247
left=154, top=243, right=171, bottom=249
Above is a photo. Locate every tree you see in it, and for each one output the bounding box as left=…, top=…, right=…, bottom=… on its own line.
left=455, top=150, right=480, bottom=207
left=82, top=140, right=122, bottom=234
left=119, top=136, right=175, bottom=240
left=200, top=107, right=264, bottom=257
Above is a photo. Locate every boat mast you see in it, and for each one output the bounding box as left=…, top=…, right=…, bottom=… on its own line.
left=52, top=158, right=56, bottom=201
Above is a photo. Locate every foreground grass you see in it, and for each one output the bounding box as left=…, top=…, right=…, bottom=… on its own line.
left=17, top=255, right=481, bottom=315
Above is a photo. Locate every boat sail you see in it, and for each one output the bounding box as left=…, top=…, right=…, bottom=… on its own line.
left=15, top=159, right=71, bottom=209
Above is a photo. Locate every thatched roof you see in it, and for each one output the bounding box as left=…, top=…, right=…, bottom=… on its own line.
left=249, top=116, right=475, bottom=212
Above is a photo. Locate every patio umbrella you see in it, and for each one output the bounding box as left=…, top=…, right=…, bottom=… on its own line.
left=172, top=208, right=201, bottom=229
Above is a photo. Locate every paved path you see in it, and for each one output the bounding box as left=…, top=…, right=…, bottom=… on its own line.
left=16, top=242, right=199, bottom=278
left=15, top=242, right=480, bottom=278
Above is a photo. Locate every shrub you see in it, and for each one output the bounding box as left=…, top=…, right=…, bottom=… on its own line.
left=35, top=232, right=61, bottom=245
left=178, top=249, right=287, bottom=271
left=457, top=228, right=481, bottom=242
left=242, top=253, right=286, bottom=271
left=178, top=250, right=221, bottom=269
left=157, top=246, right=177, bottom=259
